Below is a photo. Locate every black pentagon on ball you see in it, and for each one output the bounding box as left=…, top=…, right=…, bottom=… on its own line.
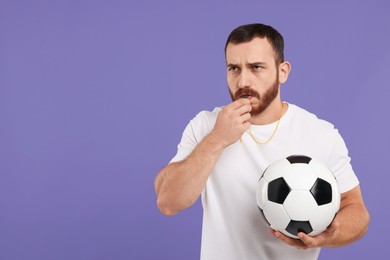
left=286, top=220, right=313, bottom=236
left=286, top=155, right=312, bottom=164
left=310, top=178, right=333, bottom=205
left=268, top=177, right=291, bottom=204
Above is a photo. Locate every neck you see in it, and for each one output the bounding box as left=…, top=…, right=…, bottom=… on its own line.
left=249, top=99, right=286, bottom=125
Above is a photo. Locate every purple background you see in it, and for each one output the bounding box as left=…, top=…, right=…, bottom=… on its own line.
left=0, top=0, right=389, bottom=259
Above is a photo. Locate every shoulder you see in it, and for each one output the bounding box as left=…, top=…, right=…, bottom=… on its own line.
left=289, top=104, right=335, bottom=132
left=183, top=106, right=222, bottom=141
left=190, top=106, right=221, bottom=128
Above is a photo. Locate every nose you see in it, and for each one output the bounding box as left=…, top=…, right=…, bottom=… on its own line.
left=237, top=69, right=251, bottom=89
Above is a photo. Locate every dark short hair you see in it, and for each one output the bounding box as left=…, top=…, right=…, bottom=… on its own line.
left=225, top=23, right=285, bottom=65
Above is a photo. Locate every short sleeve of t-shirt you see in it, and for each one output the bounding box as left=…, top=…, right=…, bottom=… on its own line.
left=169, top=110, right=214, bottom=163
left=328, top=129, right=360, bottom=193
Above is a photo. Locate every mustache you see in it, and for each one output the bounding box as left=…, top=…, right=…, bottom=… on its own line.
left=233, top=87, right=260, bottom=100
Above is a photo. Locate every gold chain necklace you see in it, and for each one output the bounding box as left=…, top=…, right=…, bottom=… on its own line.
left=240, top=102, right=286, bottom=144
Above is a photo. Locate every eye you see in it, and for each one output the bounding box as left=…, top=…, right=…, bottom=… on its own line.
left=228, top=66, right=239, bottom=72
left=253, top=65, right=262, bottom=71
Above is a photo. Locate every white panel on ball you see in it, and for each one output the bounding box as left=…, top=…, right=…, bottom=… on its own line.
left=283, top=164, right=317, bottom=190
left=332, top=187, right=341, bottom=212
left=309, top=203, right=337, bottom=232
left=262, top=159, right=290, bottom=182
left=263, top=202, right=290, bottom=230
left=256, top=178, right=268, bottom=209
left=283, top=191, right=317, bottom=220
left=310, top=159, right=338, bottom=186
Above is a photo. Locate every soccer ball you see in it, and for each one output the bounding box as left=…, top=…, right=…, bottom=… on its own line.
left=256, top=155, right=340, bottom=239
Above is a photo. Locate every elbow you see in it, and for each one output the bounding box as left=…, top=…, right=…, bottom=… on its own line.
left=362, top=208, right=371, bottom=236
left=156, top=194, right=195, bottom=216
left=354, top=206, right=370, bottom=242
left=156, top=196, right=180, bottom=216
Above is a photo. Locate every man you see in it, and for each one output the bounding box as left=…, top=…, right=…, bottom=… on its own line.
left=154, top=23, right=369, bottom=259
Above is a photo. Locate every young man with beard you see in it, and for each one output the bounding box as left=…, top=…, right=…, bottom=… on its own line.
left=154, top=23, right=369, bottom=259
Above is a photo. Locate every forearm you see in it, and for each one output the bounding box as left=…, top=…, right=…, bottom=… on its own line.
left=155, top=132, right=225, bottom=216
left=324, top=192, right=370, bottom=247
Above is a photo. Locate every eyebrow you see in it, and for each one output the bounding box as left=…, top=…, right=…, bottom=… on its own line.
left=226, top=63, right=237, bottom=68
left=226, top=62, right=267, bottom=68
left=249, top=62, right=267, bottom=66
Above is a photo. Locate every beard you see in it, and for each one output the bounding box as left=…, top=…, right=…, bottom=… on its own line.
left=229, top=72, right=280, bottom=116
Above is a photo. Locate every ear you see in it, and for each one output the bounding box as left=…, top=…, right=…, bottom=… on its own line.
left=278, top=61, right=291, bottom=84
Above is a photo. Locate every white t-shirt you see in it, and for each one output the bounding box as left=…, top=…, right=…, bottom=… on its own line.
left=170, top=104, right=359, bottom=260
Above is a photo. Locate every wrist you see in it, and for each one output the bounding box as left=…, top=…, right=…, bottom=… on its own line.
left=206, top=131, right=229, bottom=151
